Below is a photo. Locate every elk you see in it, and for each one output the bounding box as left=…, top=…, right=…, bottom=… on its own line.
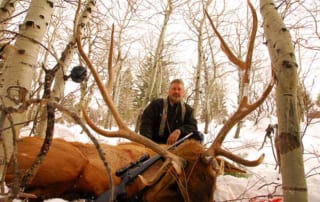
left=4, top=1, right=274, bottom=201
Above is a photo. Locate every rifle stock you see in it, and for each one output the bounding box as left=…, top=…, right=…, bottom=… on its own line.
left=95, top=132, right=194, bottom=202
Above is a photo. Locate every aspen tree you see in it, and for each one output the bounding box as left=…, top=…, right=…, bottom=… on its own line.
left=0, top=0, right=18, bottom=33
left=260, top=0, right=308, bottom=201
left=0, top=0, right=53, bottom=179
left=0, top=0, right=18, bottom=61
left=188, top=0, right=213, bottom=118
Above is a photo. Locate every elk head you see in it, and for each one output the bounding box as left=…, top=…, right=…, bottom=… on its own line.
left=77, top=1, right=274, bottom=201
left=139, top=140, right=219, bottom=202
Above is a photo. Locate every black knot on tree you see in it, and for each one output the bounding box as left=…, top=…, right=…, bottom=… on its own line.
left=282, top=60, right=292, bottom=68
left=25, top=21, right=34, bottom=27
left=67, top=65, right=87, bottom=83
left=18, top=49, right=26, bottom=54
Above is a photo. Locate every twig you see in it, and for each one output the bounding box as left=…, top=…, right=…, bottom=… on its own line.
left=19, top=102, right=55, bottom=190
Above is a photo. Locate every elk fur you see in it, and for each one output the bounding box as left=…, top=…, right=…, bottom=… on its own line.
left=5, top=136, right=232, bottom=202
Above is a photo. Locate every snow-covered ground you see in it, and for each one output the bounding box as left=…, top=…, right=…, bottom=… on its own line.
left=18, top=118, right=320, bottom=202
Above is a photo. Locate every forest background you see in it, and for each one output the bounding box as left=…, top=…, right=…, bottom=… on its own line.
left=0, top=0, right=319, bottom=201
left=1, top=0, right=319, bottom=130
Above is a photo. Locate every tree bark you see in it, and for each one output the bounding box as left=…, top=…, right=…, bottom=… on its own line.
left=193, top=22, right=204, bottom=118
left=190, top=0, right=212, bottom=118
left=260, top=1, right=308, bottom=201
left=0, top=0, right=18, bottom=60
left=0, top=0, right=53, bottom=179
left=233, top=70, right=244, bottom=139
left=0, top=0, right=18, bottom=32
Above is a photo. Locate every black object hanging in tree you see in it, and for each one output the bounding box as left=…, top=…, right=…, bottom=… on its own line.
left=65, top=65, right=87, bottom=83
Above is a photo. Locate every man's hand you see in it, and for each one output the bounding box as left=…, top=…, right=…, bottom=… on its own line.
left=167, top=129, right=181, bottom=145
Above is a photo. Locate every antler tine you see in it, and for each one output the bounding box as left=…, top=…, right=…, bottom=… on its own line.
left=106, top=24, right=121, bottom=92
left=204, top=9, right=246, bottom=70
left=216, top=147, right=264, bottom=167
left=204, top=0, right=258, bottom=73
left=207, top=80, right=274, bottom=154
left=76, top=26, right=185, bottom=170
left=245, top=0, right=258, bottom=70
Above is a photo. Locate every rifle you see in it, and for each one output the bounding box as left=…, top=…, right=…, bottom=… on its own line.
left=95, top=132, right=195, bottom=202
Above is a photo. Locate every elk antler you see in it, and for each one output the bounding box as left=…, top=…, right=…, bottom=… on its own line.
left=75, top=26, right=185, bottom=175
left=204, top=0, right=274, bottom=166
left=106, top=24, right=121, bottom=92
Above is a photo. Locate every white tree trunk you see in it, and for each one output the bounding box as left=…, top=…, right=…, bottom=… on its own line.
left=260, top=1, right=308, bottom=201
left=193, top=26, right=204, bottom=117
left=0, top=0, right=18, bottom=59
left=0, top=0, right=18, bottom=32
left=0, top=0, right=53, bottom=179
left=142, top=0, right=173, bottom=107
left=192, top=0, right=212, bottom=117
left=36, top=0, right=96, bottom=136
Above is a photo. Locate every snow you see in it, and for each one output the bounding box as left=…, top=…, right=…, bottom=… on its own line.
left=207, top=118, right=320, bottom=202
left=18, top=118, right=320, bottom=202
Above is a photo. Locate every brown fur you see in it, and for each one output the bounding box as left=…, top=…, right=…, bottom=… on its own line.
left=142, top=140, right=216, bottom=202
left=5, top=137, right=222, bottom=202
left=5, top=137, right=88, bottom=199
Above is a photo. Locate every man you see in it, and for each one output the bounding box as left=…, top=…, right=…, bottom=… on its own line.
left=139, top=79, right=198, bottom=144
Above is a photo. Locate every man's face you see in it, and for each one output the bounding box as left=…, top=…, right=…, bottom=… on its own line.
left=168, top=82, right=185, bottom=104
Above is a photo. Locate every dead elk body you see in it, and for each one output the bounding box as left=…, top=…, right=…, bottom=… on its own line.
left=4, top=136, right=252, bottom=202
